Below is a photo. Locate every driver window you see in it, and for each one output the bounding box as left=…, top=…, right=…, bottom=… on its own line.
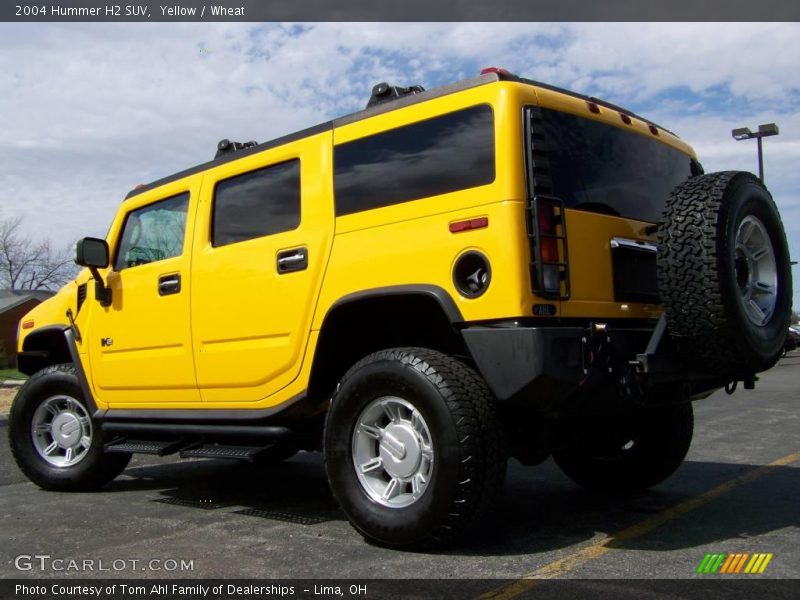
left=114, top=192, right=190, bottom=271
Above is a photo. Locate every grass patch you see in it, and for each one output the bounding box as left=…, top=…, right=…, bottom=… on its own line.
left=0, top=368, right=27, bottom=380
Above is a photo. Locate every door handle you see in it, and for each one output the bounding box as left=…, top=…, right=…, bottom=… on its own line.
left=277, top=248, right=308, bottom=273
left=158, top=274, right=181, bottom=296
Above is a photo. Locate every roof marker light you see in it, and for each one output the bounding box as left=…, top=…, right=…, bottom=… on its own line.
left=620, top=114, right=632, bottom=125
left=480, top=67, right=513, bottom=77
left=587, top=101, right=600, bottom=114
left=22, top=320, right=34, bottom=329
left=649, top=124, right=659, bottom=135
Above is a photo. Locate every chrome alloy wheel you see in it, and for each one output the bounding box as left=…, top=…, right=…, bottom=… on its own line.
left=31, top=395, right=93, bottom=467
left=352, top=396, right=434, bottom=508
left=734, top=215, right=778, bottom=327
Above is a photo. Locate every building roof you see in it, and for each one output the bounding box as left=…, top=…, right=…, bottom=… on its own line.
left=0, top=289, right=55, bottom=315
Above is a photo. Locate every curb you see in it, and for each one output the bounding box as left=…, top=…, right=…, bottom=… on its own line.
left=0, top=380, right=24, bottom=388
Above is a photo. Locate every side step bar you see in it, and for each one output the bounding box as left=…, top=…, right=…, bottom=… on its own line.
left=106, top=439, right=187, bottom=456
left=101, top=422, right=292, bottom=439
left=105, top=439, right=287, bottom=463
left=179, top=444, right=276, bottom=462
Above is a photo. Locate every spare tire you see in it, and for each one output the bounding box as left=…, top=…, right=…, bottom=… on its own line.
left=657, top=171, right=792, bottom=377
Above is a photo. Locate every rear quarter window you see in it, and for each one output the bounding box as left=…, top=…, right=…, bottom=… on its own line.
left=334, top=105, right=495, bottom=216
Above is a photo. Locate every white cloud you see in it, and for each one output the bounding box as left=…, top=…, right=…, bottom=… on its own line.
left=1, top=22, right=798, bottom=306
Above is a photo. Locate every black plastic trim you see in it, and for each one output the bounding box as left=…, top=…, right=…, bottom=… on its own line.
left=101, top=422, right=292, bottom=438
left=95, top=392, right=307, bottom=423
left=63, top=328, right=99, bottom=414
left=19, top=325, right=98, bottom=413
left=328, top=284, right=463, bottom=324
left=462, top=325, right=585, bottom=402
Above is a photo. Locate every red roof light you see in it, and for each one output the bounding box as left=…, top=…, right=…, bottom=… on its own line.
left=480, top=67, right=514, bottom=77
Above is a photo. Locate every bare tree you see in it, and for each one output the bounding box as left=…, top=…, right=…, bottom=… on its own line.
left=0, top=216, right=78, bottom=290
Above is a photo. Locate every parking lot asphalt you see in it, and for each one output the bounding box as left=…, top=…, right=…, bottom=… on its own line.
left=1, top=355, right=798, bottom=581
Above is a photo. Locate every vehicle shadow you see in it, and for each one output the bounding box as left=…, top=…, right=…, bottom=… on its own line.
left=453, top=458, right=800, bottom=557
left=103, top=452, right=799, bottom=557
left=105, top=452, right=343, bottom=524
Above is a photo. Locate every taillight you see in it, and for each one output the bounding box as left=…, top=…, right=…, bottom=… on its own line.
left=538, top=208, right=558, bottom=263
left=529, top=196, right=569, bottom=299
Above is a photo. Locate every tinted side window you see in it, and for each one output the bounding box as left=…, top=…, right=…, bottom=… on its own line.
left=115, top=193, right=189, bottom=271
left=213, top=159, right=301, bottom=247
left=334, top=105, right=495, bottom=216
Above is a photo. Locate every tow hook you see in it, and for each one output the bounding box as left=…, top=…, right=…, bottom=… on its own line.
left=725, top=375, right=758, bottom=395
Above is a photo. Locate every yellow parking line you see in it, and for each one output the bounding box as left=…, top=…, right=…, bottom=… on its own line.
left=481, top=451, right=800, bottom=599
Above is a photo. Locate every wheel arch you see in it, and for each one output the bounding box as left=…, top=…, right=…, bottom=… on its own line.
left=17, top=326, right=97, bottom=413
left=307, top=285, right=467, bottom=402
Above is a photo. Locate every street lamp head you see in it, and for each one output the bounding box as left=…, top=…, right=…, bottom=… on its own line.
left=758, top=123, right=779, bottom=137
left=732, top=127, right=754, bottom=140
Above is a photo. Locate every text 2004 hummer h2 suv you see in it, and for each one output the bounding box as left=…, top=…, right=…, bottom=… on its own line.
left=9, top=68, right=793, bottom=548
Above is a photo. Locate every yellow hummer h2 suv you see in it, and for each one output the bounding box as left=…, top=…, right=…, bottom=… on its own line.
left=9, top=68, right=793, bottom=549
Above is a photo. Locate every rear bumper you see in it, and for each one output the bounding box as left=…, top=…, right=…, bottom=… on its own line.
left=461, top=321, right=724, bottom=416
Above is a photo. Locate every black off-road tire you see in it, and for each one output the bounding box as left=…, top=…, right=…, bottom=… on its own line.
left=323, top=347, right=506, bottom=549
left=8, top=364, right=131, bottom=491
left=657, top=171, right=792, bottom=376
left=553, top=402, right=693, bottom=492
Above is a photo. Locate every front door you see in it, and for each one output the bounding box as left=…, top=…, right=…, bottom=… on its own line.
left=87, top=179, right=200, bottom=405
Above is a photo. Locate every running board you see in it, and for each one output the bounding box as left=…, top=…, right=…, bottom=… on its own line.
left=105, top=439, right=187, bottom=456
left=179, top=444, right=274, bottom=462
left=101, top=422, right=292, bottom=439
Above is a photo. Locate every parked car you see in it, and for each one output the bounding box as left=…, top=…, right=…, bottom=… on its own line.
left=784, top=326, right=800, bottom=356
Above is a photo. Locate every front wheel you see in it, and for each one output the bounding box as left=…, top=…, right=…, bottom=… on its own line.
left=323, top=348, right=505, bottom=549
left=8, top=364, right=131, bottom=491
left=553, top=402, right=693, bottom=493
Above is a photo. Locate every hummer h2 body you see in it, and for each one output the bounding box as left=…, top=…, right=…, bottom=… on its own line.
left=10, top=69, right=792, bottom=548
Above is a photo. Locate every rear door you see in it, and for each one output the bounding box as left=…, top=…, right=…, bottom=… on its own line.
left=190, top=132, right=333, bottom=403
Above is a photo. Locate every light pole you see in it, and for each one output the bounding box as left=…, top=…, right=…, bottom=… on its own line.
left=732, top=123, right=779, bottom=184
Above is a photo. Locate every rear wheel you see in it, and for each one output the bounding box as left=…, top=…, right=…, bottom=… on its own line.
left=8, top=364, right=131, bottom=491
left=553, top=402, right=693, bottom=492
left=323, top=347, right=505, bottom=549
left=657, top=171, right=792, bottom=376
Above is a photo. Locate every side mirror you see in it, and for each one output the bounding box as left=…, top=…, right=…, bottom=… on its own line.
left=75, top=237, right=112, bottom=306
left=75, top=237, right=110, bottom=268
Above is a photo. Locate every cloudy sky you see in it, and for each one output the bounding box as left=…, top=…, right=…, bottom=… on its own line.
left=1, top=22, right=798, bottom=308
